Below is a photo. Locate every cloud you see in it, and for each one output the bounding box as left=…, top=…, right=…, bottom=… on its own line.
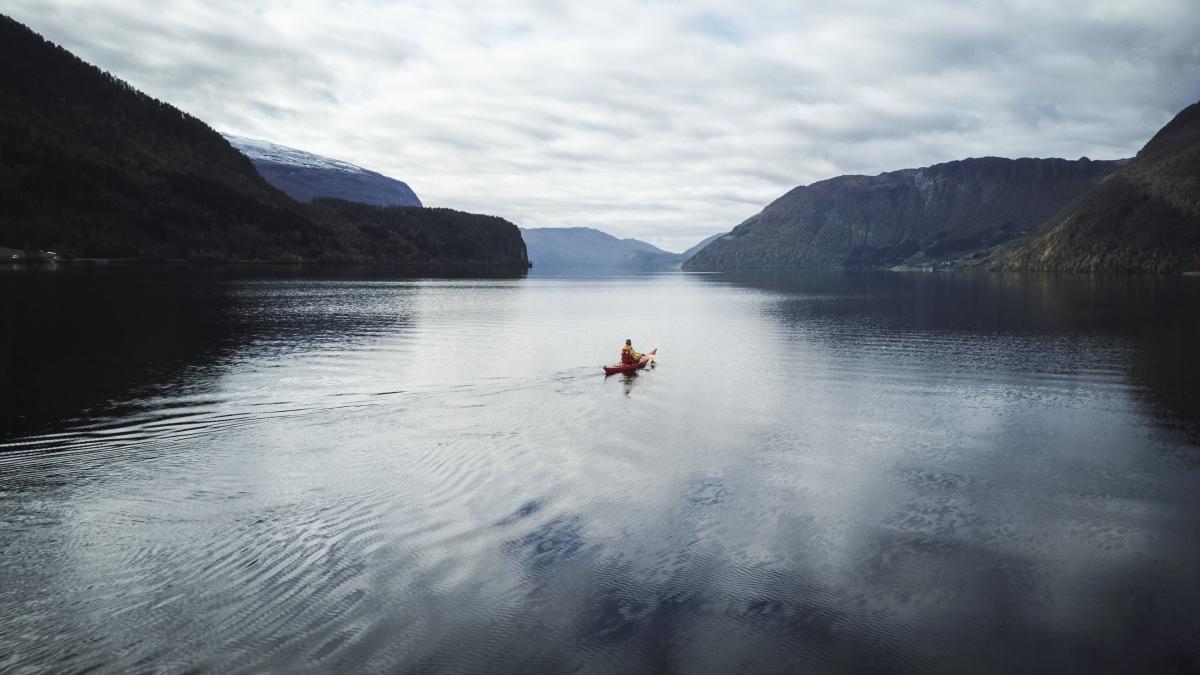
left=7, top=0, right=1200, bottom=252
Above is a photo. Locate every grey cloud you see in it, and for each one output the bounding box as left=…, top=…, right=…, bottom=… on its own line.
left=6, top=0, right=1200, bottom=249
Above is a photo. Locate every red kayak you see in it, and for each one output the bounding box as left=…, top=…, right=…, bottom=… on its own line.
left=603, top=348, right=657, bottom=376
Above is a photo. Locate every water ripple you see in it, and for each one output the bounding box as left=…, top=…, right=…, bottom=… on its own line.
left=2, top=273, right=1199, bottom=673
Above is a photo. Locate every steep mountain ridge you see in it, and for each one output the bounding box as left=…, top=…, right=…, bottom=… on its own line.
left=999, top=101, right=1200, bottom=272
left=0, top=15, right=526, bottom=266
left=685, top=156, right=1123, bottom=271
left=223, top=134, right=422, bottom=208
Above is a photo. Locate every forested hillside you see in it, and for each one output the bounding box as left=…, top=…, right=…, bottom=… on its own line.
left=0, top=15, right=527, bottom=266
left=684, top=157, right=1121, bottom=271
left=999, top=101, right=1200, bottom=272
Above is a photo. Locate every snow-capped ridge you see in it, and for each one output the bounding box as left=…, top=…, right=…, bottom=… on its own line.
left=222, top=133, right=422, bottom=208
left=222, top=134, right=368, bottom=174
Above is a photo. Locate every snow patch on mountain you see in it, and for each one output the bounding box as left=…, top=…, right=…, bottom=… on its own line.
left=223, top=134, right=367, bottom=174
left=222, top=133, right=422, bottom=207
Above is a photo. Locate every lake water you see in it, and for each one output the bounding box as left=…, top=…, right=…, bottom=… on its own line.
left=2, top=269, right=1199, bottom=673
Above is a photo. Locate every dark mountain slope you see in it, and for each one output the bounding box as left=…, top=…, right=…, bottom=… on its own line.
left=1000, top=101, right=1200, bottom=273
left=223, top=134, right=422, bottom=208
left=0, top=15, right=526, bottom=266
left=317, top=200, right=527, bottom=264
left=0, top=15, right=324, bottom=259
left=684, top=157, right=1122, bottom=271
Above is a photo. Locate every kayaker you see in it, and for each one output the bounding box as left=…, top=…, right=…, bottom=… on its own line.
left=620, top=339, right=643, bottom=365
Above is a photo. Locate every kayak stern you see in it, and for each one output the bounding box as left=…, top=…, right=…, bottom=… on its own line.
left=602, top=348, right=657, bottom=376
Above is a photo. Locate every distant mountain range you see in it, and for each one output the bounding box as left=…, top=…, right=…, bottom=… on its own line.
left=688, top=101, right=1200, bottom=274
left=3, top=12, right=1195, bottom=274
left=521, top=227, right=723, bottom=271
left=685, top=156, right=1125, bottom=272
left=0, top=15, right=526, bottom=267
left=222, top=134, right=422, bottom=208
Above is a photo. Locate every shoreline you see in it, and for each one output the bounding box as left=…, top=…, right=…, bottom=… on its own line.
left=2, top=258, right=532, bottom=279
left=4, top=257, right=531, bottom=268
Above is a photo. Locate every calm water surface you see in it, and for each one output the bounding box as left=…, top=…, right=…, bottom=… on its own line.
left=2, top=269, right=1199, bottom=673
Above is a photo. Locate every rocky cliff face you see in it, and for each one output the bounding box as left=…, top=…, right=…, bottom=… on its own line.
left=223, top=134, right=422, bottom=208
left=999, top=101, right=1200, bottom=273
left=685, top=157, right=1122, bottom=271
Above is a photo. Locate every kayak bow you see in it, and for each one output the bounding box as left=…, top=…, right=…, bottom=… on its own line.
left=602, top=348, right=657, bottom=376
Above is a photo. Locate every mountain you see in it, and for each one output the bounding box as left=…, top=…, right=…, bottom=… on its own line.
left=0, top=15, right=526, bottom=267
left=680, top=232, right=726, bottom=261
left=521, top=227, right=684, bottom=271
left=223, top=134, right=422, bottom=208
left=684, top=157, right=1123, bottom=272
left=318, top=199, right=529, bottom=264
left=999, top=101, right=1200, bottom=273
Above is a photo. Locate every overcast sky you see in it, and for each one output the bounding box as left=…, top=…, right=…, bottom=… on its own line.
left=10, top=1, right=1200, bottom=251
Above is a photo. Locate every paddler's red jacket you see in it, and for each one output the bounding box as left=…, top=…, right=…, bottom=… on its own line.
left=620, top=345, right=642, bottom=364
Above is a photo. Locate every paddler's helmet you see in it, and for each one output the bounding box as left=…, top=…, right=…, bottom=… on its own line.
left=625, top=339, right=632, bottom=345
